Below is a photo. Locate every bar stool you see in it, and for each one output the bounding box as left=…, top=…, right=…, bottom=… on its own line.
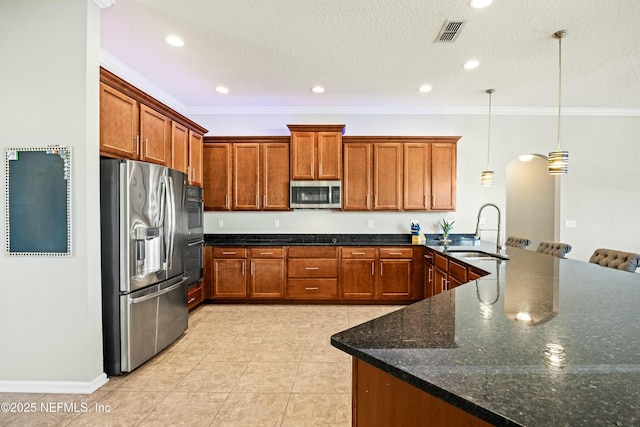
left=536, top=241, right=572, bottom=258
left=505, top=236, right=531, bottom=249
left=589, top=248, right=640, bottom=272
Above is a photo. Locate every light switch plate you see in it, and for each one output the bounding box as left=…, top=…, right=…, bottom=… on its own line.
left=565, top=220, right=576, bottom=228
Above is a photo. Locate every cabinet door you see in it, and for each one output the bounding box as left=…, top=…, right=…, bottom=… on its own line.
left=250, top=259, right=285, bottom=297
left=424, top=263, right=434, bottom=298
left=203, top=143, right=231, bottom=210
left=203, top=246, right=214, bottom=299
left=434, top=268, right=448, bottom=295
left=290, top=132, right=315, bottom=180
left=262, top=142, right=290, bottom=210
left=99, top=83, right=139, bottom=159
left=317, top=132, right=342, bottom=180
left=188, top=130, right=204, bottom=186
left=233, top=143, right=260, bottom=210
left=139, top=104, right=171, bottom=166
left=343, top=143, right=371, bottom=211
left=171, top=122, right=189, bottom=174
left=373, top=143, right=403, bottom=210
left=404, top=143, right=430, bottom=210
left=378, top=259, right=412, bottom=298
left=213, top=259, right=247, bottom=297
left=431, top=142, right=456, bottom=211
left=341, top=259, right=376, bottom=298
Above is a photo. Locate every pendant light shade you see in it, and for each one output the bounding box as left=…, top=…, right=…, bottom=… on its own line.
left=481, top=89, right=495, bottom=186
left=548, top=30, right=569, bottom=175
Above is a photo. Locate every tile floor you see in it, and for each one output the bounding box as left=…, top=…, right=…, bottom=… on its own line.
left=0, top=304, right=402, bottom=426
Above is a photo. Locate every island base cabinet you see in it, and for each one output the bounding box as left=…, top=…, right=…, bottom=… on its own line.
left=352, top=358, right=492, bottom=427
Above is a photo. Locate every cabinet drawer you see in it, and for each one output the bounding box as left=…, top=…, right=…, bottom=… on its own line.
left=288, top=259, right=338, bottom=278
left=187, top=283, right=203, bottom=310
left=287, top=279, right=338, bottom=298
left=341, top=247, right=376, bottom=258
left=288, top=246, right=338, bottom=258
left=213, top=247, right=247, bottom=258
left=250, top=247, right=285, bottom=258
left=379, top=247, right=413, bottom=259
left=423, top=249, right=435, bottom=265
left=448, top=260, right=468, bottom=283
left=434, top=253, right=448, bottom=271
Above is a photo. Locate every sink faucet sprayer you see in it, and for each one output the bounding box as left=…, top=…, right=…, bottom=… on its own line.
left=475, top=203, right=504, bottom=253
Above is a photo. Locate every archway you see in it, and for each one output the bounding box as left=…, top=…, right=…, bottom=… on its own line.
left=505, top=154, right=555, bottom=250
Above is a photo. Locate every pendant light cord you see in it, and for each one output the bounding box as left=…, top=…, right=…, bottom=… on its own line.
left=556, top=32, right=564, bottom=150
left=486, top=89, right=493, bottom=169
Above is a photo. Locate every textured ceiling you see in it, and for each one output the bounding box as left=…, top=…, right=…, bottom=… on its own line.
left=100, top=0, right=640, bottom=114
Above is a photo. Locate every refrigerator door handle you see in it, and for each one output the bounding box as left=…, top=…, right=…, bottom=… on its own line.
left=163, top=175, right=176, bottom=269
left=129, top=277, right=187, bottom=304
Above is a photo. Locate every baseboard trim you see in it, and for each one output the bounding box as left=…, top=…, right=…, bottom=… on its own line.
left=0, top=373, right=109, bottom=394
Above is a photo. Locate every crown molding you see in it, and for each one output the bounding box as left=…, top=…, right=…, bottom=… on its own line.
left=99, top=49, right=187, bottom=115
left=93, top=0, right=116, bottom=9
left=100, top=50, right=640, bottom=118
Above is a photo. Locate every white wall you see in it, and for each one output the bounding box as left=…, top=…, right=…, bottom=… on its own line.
left=506, top=156, right=555, bottom=249
left=193, top=113, right=640, bottom=262
left=0, top=0, right=106, bottom=392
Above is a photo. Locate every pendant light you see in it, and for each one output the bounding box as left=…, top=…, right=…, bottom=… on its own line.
left=481, top=89, right=495, bottom=186
left=548, top=30, right=569, bottom=175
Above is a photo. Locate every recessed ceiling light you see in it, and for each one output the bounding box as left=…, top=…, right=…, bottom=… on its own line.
left=165, top=35, right=184, bottom=47
left=463, top=60, right=480, bottom=69
left=418, top=84, right=432, bottom=93
left=311, top=86, right=325, bottom=93
left=215, top=86, right=229, bottom=94
left=469, top=0, right=493, bottom=8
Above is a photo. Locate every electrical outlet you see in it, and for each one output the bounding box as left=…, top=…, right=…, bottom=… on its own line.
left=274, top=219, right=280, bottom=228
left=217, top=219, right=224, bottom=228
left=565, top=220, right=576, bottom=228
left=367, top=219, right=374, bottom=228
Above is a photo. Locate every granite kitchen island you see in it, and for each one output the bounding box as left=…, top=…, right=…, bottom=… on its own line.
left=331, top=244, right=640, bottom=426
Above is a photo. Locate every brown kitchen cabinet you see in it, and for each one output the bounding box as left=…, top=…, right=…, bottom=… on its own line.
left=404, top=143, right=430, bottom=210
left=188, top=130, right=204, bottom=186
left=203, top=142, right=232, bottom=210
left=212, top=248, right=248, bottom=298
left=204, top=137, right=289, bottom=211
left=250, top=248, right=286, bottom=298
left=431, top=142, right=457, bottom=211
left=378, top=248, right=413, bottom=298
left=287, top=246, right=339, bottom=299
left=188, top=281, right=204, bottom=311
left=139, top=104, right=171, bottom=166
left=99, top=68, right=208, bottom=170
left=100, top=83, right=139, bottom=159
left=171, top=121, right=189, bottom=175
left=288, top=124, right=344, bottom=181
left=343, top=142, right=372, bottom=210
left=342, top=137, right=459, bottom=212
left=340, top=248, right=377, bottom=298
left=373, top=143, right=403, bottom=210
left=424, top=249, right=435, bottom=298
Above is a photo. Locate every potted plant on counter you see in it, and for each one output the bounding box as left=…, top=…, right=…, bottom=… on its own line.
left=439, top=219, right=455, bottom=243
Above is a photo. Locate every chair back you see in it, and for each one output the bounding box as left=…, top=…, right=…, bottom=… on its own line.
left=505, top=236, right=531, bottom=249
left=589, top=248, right=640, bottom=272
left=536, top=241, right=572, bottom=258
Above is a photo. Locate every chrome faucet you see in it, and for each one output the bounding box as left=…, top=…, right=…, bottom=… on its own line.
left=475, top=203, right=504, bottom=253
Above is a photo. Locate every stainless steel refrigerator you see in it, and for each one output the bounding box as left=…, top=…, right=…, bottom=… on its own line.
left=100, top=158, right=189, bottom=376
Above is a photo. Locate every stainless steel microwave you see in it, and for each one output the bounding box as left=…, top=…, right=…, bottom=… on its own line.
left=290, top=181, right=342, bottom=209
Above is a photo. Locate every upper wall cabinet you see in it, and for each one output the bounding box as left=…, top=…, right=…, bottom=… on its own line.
left=343, top=136, right=459, bottom=212
left=99, top=68, right=208, bottom=181
left=203, top=137, right=290, bottom=211
left=288, top=124, right=344, bottom=181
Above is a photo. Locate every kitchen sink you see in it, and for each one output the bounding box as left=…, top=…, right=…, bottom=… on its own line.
left=446, top=250, right=509, bottom=261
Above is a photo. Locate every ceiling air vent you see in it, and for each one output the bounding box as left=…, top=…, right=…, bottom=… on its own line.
left=435, top=20, right=467, bottom=43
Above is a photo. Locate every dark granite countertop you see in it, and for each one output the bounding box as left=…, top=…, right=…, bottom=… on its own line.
left=331, top=244, right=640, bottom=426
left=205, top=233, right=480, bottom=247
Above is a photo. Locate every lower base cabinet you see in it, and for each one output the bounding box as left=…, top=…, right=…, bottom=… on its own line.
left=187, top=281, right=204, bottom=311
left=204, top=245, right=423, bottom=302
left=352, top=358, right=492, bottom=427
